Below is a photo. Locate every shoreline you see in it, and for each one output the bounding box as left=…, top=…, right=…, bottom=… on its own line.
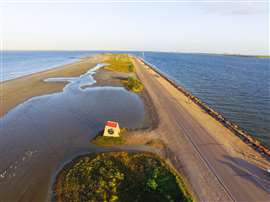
left=0, top=53, right=157, bottom=131
left=1, top=53, right=269, bottom=160
left=131, top=56, right=270, bottom=201
left=0, top=52, right=97, bottom=83
left=0, top=54, right=100, bottom=85
left=0, top=55, right=103, bottom=116
left=137, top=56, right=270, bottom=158
left=0, top=54, right=158, bottom=202
left=1, top=53, right=269, bottom=201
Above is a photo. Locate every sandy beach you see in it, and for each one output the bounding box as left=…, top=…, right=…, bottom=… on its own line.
left=0, top=55, right=104, bottom=117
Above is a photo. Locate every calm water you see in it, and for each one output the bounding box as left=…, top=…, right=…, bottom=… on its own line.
left=0, top=64, right=145, bottom=201
left=0, top=51, right=98, bottom=81
left=140, top=52, right=270, bottom=146
left=1, top=51, right=269, bottom=146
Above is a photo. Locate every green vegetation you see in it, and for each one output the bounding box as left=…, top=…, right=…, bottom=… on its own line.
left=54, top=152, right=194, bottom=202
left=91, top=129, right=126, bottom=146
left=123, top=76, right=144, bottom=93
left=103, top=54, right=144, bottom=93
left=104, top=54, right=135, bottom=73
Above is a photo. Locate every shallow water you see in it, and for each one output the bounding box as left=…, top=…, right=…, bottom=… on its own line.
left=1, top=51, right=102, bottom=82
left=44, top=63, right=106, bottom=90
left=0, top=64, right=145, bottom=201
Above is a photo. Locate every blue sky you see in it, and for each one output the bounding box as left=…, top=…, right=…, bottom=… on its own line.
left=1, top=0, right=269, bottom=55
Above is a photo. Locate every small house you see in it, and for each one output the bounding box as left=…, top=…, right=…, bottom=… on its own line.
left=103, top=121, right=120, bottom=137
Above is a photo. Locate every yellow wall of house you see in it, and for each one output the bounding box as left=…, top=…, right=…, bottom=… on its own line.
left=103, top=126, right=120, bottom=137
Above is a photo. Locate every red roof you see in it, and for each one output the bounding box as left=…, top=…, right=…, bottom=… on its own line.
left=106, top=121, right=118, bottom=128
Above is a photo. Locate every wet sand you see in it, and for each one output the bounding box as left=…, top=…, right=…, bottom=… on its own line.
left=0, top=55, right=103, bottom=117
left=0, top=55, right=151, bottom=202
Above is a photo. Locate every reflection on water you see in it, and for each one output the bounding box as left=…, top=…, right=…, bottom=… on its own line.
left=0, top=64, right=145, bottom=201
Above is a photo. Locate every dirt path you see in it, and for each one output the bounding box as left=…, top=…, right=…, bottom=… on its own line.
left=131, top=57, right=270, bottom=202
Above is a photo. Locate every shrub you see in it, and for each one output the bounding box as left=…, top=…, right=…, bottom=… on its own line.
left=54, top=152, right=194, bottom=202
left=124, top=77, right=144, bottom=93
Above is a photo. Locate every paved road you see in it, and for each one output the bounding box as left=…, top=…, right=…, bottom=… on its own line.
left=133, top=57, right=270, bottom=202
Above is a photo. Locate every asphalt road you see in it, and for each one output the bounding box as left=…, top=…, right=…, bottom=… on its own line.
left=132, top=57, right=270, bottom=202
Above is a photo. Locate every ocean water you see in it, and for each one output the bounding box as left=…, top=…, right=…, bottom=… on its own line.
left=0, top=51, right=99, bottom=81
left=140, top=52, right=270, bottom=146
left=1, top=51, right=269, bottom=147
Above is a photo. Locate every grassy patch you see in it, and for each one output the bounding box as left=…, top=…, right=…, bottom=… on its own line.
left=91, top=129, right=126, bottom=146
left=104, top=54, right=134, bottom=73
left=123, top=76, right=144, bottom=93
left=54, top=152, right=194, bottom=202
left=91, top=135, right=125, bottom=146
left=103, top=54, right=144, bottom=93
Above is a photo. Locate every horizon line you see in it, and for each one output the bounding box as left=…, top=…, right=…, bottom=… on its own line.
left=1, top=49, right=269, bottom=57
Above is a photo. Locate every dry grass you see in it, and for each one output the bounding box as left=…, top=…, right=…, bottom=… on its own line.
left=104, top=54, right=135, bottom=73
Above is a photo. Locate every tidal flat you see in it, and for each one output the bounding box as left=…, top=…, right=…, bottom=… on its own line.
left=0, top=60, right=146, bottom=201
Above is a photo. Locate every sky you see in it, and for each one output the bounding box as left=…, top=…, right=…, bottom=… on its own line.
left=0, top=0, right=269, bottom=55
